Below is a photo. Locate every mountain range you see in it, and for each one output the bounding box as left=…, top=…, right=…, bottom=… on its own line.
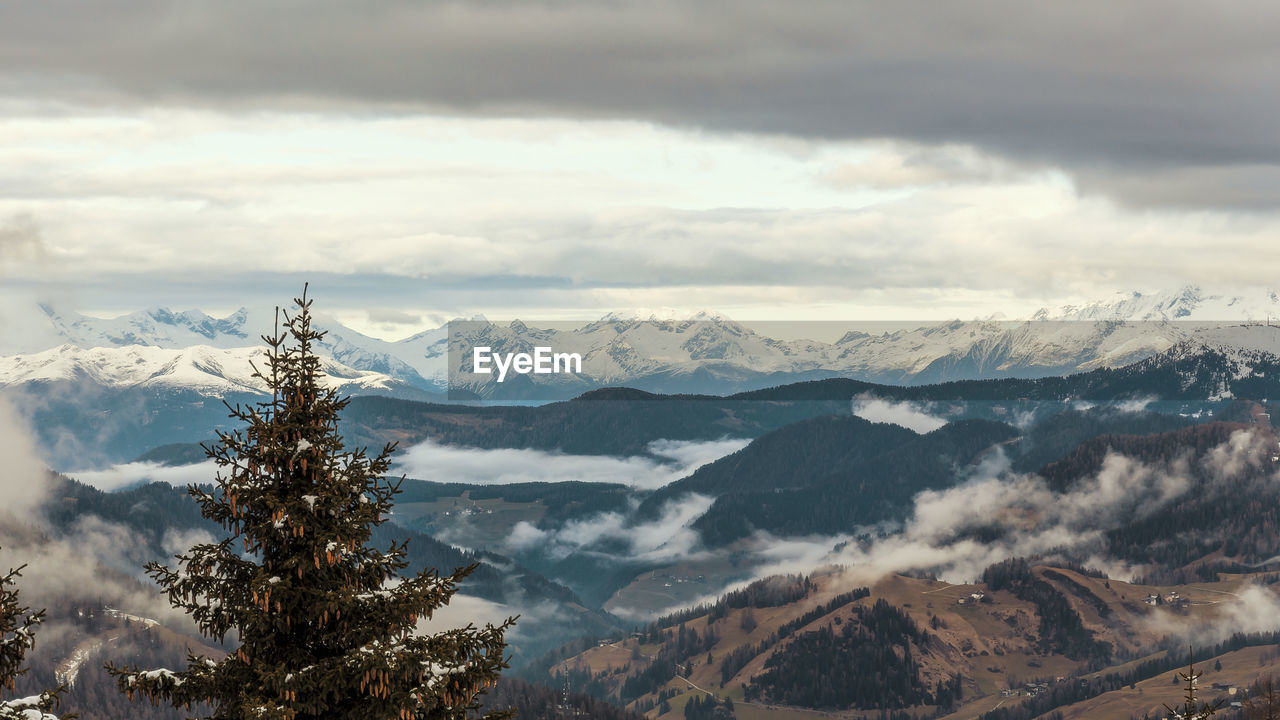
left=6, top=286, right=1280, bottom=403
left=13, top=318, right=1280, bottom=472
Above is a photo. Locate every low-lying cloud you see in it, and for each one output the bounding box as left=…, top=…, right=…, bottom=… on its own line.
left=1203, top=428, right=1269, bottom=480
left=1116, top=396, right=1158, bottom=414
left=507, top=493, right=715, bottom=565
left=827, top=450, right=1190, bottom=583
left=1215, top=586, right=1280, bottom=637
left=66, top=459, right=219, bottom=492
left=851, top=394, right=947, bottom=433
left=55, top=436, right=750, bottom=494
left=738, top=429, right=1267, bottom=590
left=486, top=425, right=1275, bottom=626
left=0, top=397, right=51, bottom=518
left=416, top=593, right=513, bottom=636
left=395, top=437, right=749, bottom=490
left=0, top=397, right=198, bottom=637
left=414, top=591, right=566, bottom=647
left=1143, top=585, right=1280, bottom=648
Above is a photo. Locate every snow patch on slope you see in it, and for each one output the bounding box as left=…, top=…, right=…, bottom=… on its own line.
left=0, top=345, right=401, bottom=396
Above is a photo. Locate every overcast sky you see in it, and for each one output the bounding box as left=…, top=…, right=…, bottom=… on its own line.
left=2, top=1, right=1279, bottom=339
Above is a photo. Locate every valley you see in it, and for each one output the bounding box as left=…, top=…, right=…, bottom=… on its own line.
left=534, top=568, right=1280, bottom=720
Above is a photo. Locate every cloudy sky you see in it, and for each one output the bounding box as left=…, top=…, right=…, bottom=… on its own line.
left=2, top=1, right=1279, bottom=338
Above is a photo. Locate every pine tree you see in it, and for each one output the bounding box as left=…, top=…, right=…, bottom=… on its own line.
left=1165, top=647, right=1225, bottom=720
left=1, top=550, right=70, bottom=720
left=106, top=288, right=515, bottom=719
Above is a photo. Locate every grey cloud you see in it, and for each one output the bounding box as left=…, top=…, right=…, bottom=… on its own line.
left=0, top=214, right=47, bottom=268
left=1074, top=164, right=1280, bottom=213
left=0, top=397, right=50, bottom=519
left=817, top=144, right=1022, bottom=190
left=4, top=2, right=1280, bottom=207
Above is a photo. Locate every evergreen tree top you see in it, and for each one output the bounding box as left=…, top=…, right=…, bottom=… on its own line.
left=1165, top=647, right=1225, bottom=720
left=107, top=287, right=515, bottom=720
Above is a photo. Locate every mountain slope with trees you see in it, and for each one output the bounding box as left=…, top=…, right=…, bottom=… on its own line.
left=648, top=416, right=1020, bottom=545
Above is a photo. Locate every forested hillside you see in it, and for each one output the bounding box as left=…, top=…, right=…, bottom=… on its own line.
left=667, top=417, right=1019, bottom=545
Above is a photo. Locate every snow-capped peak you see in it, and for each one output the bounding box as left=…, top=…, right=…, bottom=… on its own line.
left=1035, top=285, right=1280, bottom=323
left=31, top=303, right=262, bottom=351
left=597, top=308, right=731, bottom=323
left=0, top=344, right=403, bottom=396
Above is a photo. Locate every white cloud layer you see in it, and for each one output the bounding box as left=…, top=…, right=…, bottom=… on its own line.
left=51, top=436, right=748, bottom=494
left=66, top=460, right=219, bottom=492
left=506, top=493, right=715, bottom=565
left=5, top=108, right=1280, bottom=324
left=1143, top=585, right=1280, bottom=648
left=394, top=437, right=749, bottom=490
left=731, top=430, right=1268, bottom=591
left=851, top=394, right=946, bottom=433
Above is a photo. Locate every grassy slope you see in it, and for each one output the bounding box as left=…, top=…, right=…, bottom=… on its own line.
left=552, top=568, right=1280, bottom=720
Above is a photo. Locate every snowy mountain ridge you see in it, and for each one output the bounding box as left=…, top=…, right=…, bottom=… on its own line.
left=0, top=344, right=405, bottom=397
left=5, top=286, right=1280, bottom=398
left=0, top=302, right=446, bottom=390
left=1040, top=286, right=1280, bottom=323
